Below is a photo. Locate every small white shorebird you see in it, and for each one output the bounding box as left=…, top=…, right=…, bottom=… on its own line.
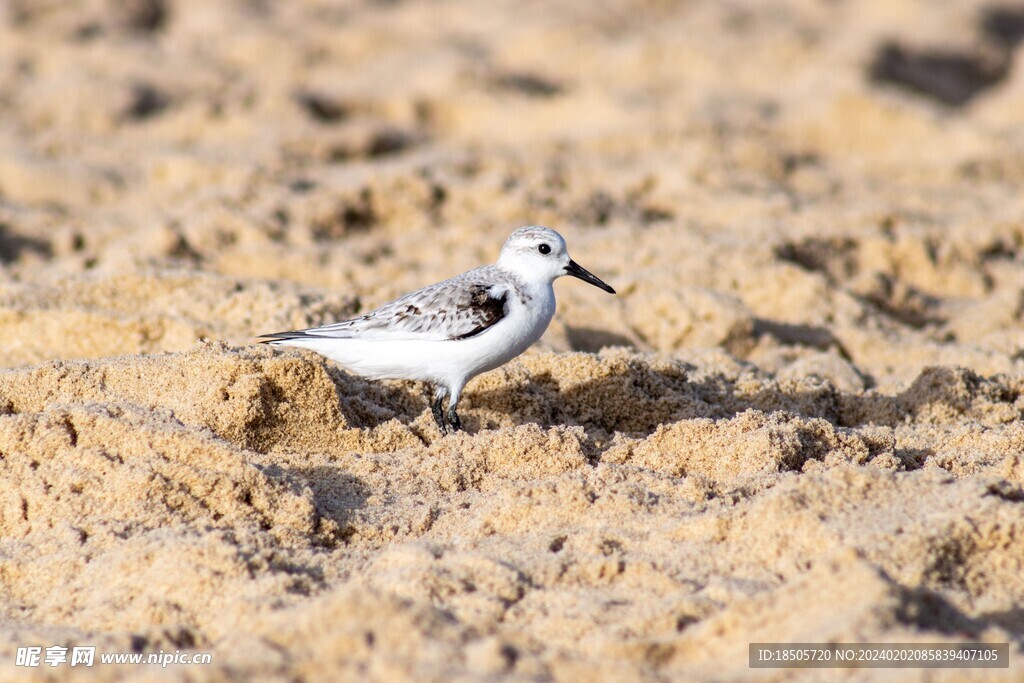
left=260, top=226, right=615, bottom=434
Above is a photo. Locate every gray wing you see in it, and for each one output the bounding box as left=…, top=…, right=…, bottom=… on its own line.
left=260, top=268, right=512, bottom=343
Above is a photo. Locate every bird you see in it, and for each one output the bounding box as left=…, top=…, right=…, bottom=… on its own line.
left=260, top=226, right=616, bottom=434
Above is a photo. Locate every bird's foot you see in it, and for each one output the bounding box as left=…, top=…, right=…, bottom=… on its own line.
left=446, top=405, right=462, bottom=432
left=430, top=387, right=463, bottom=435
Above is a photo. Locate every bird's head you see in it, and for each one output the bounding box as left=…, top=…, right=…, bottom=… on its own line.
left=497, top=225, right=615, bottom=293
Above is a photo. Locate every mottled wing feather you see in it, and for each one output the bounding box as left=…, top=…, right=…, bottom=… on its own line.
left=261, top=266, right=513, bottom=342
left=451, top=285, right=507, bottom=339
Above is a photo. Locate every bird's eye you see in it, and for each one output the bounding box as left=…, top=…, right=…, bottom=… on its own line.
left=538, top=243, right=551, bottom=255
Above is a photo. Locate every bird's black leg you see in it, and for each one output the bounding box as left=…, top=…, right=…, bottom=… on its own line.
left=446, top=402, right=462, bottom=432
left=432, top=390, right=448, bottom=435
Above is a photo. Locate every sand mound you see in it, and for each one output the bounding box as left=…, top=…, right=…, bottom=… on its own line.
left=0, top=344, right=1021, bottom=680
left=0, top=0, right=1023, bottom=680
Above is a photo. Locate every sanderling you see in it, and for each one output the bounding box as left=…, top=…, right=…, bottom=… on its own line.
left=260, top=226, right=615, bottom=434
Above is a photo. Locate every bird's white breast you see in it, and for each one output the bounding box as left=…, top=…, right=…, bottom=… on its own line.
left=491, top=281, right=556, bottom=361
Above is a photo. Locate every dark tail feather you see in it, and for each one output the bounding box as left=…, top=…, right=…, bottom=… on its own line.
left=257, top=331, right=315, bottom=343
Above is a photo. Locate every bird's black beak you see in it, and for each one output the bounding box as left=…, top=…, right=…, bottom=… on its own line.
left=565, top=259, right=616, bottom=294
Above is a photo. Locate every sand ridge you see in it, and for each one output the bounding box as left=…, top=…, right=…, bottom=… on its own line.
left=0, top=343, right=1021, bottom=680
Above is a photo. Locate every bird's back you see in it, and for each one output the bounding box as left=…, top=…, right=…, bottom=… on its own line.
left=262, top=265, right=524, bottom=343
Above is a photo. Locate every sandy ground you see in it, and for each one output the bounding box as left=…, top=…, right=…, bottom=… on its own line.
left=0, top=0, right=1023, bottom=680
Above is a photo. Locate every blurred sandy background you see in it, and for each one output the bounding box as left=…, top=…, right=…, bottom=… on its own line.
left=0, top=0, right=1023, bottom=680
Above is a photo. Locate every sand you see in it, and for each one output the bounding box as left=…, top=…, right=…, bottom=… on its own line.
left=0, top=0, right=1023, bottom=680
